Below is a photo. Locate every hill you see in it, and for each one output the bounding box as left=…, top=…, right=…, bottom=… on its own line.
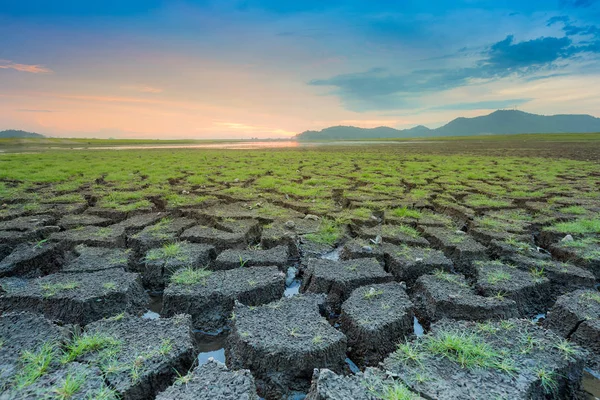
left=0, top=130, right=45, bottom=139
left=295, top=110, right=600, bottom=140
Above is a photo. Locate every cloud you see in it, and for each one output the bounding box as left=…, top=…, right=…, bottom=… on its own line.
left=16, top=109, right=54, bottom=113
left=559, top=0, right=597, bottom=8
left=121, top=85, right=163, bottom=93
left=309, top=34, right=582, bottom=112
left=0, top=60, right=52, bottom=73
left=427, top=98, right=532, bottom=111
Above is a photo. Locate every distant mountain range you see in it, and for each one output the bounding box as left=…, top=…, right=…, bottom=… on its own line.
left=295, top=110, right=600, bottom=140
left=0, top=130, right=45, bottom=139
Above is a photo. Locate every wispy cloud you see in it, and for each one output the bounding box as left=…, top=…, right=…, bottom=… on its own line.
left=427, top=98, right=532, bottom=111
left=121, top=85, right=163, bottom=93
left=0, top=60, right=52, bottom=73
left=16, top=109, right=54, bottom=113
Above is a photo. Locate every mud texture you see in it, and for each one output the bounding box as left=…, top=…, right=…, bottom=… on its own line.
left=385, top=245, right=453, bottom=286
left=226, top=294, right=347, bottom=399
left=214, top=245, right=289, bottom=271
left=0, top=268, right=148, bottom=325
left=61, top=244, right=132, bottom=273
left=412, top=273, right=518, bottom=325
left=162, top=266, right=285, bottom=331
left=339, top=282, right=414, bottom=366
left=382, top=318, right=586, bottom=400
left=156, top=359, right=259, bottom=400
left=0, top=241, right=64, bottom=278
left=301, top=257, right=393, bottom=311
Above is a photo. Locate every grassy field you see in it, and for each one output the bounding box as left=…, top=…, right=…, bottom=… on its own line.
left=1, top=137, right=599, bottom=218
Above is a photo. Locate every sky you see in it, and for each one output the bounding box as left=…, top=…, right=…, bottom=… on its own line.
left=1, top=0, right=600, bottom=139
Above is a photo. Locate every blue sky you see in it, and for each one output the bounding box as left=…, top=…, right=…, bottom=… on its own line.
left=1, top=0, right=599, bottom=138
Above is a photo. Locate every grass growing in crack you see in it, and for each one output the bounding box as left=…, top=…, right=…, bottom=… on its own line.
left=529, top=267, right=545, bottom=281
left=52, top=371, right=86, bottom=400
left=581, top=291, right=600, bottom=303
left=13, top=342, right=57, bottom=389
left=170, top=267, right=212, bottom=285
left=426, top=331, right=504, bottom=369
left=486, top=270, right=511, bottom=285
left=102, top=282, right=116, bottom=290
left=40, top=281, right=79, bottom=297
left=433, top=270, right=468, bottom=287
left=549, top=218, right=600, bottom=234
left=383, top=224, right=420, bottom=239
left=391, top=207, right=422, bottom=219
left=174, top=370, right=193, bottom=385
left=312, top=335, right=324, bottom=345
left=158, top=339, right=172, bottom=356
left=535, top=367, right=558, bottom=394
left=554, top=338, right=580, bottom=360
left=146, top=242, right=185, bottom=262
left=61, top=334, right=122, bottom=364
left=304, top=219, right=343, bottom=246
left=393, top=342, right=423, bottom=365
left=363, top=287, right=384, bottom=300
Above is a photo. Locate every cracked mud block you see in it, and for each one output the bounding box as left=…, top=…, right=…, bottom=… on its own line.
left=339, top=238, right=388, bottom=262
left=385, top=245, right=453, bottom=286
left=493, top=249, right=596, bottom=297
left=0, top=226, right=60, bottom=247
left=113, top=212, right=168, bottom=234
left=84, top=206, right=131, bottom=222
left=156, top=359, right=259, bottom=400
left=571, top=319, right=600, bottom=357
left=301, top=258, right=393, bottom=311
left=260, top=218, right=320, bottom=257
left=226, top=294, right=347, bottom=399
left=0, top=312, right=68, bottom=384
left=0, top=214, right=57, bottom=231
left=194, top=202, right=304, bottom=224
left=1, top=362, right=113, bottom=400
left=545, top=290, right=600, bottom=339
left=181, top=219, right=261, bottom=252
left=50, top=225, right=127, bottom=248
left=162, top=266, right=285, bottom=331
left=128, top=217, right=197, bottom=255
left=412, top=272, right=517, bottom=325
left=299, top=239, right=337, bottom=260
left=474, top=261, right=552, bottom=316
left=306, top=368, right=422, bottom=400
left=420, top=227, right=488, bottom=277
left=339, top=282, right=414, bottom=366
left=57, top=213, right=112, bottom=230
left=549, top=240, right=600, bottom=279
left=214, top=245, right=289, bottom=271
left=469, top=227, right=531, bottom=246
left=0, top=241, right=64, bottom=278
left=357, top=225, right=430, bottom=247
left=61, top=245, right=132, bottom=273
left=142, top=242, right=216, bottom=289
left=0, top=268, right=149, bottom=325
left=79, top=314, right=195, bottom=400
left=382, top=319, right=586, bottom=400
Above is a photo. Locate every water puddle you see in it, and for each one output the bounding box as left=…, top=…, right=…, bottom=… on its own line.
left=584, top=368, right=600, bottom=399
left=413, top=316, right=425, bottom=337
left=284, top=279, right=301, bottom=297
left=321, top=246, right=342, bottom=261
left=532, top=313, right=546, bottom=324
left=345, top=358, right=360, bottom=374
left=142, top=310, right=160, bottom=320
left=284, top=266, right=301, bottom=297
left=194, top=330, right=228, bottom=365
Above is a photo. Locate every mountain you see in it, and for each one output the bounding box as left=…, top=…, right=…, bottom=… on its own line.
left=295, top=110, right=600, bottom=140
left=0, top=129, right=45, bottom=138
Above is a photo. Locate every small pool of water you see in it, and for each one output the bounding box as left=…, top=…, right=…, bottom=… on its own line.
left=413, top=316, right=424, bottom=337
left=583, top=369, right=600, bottom=399
left=321, top=246, right=342, bottom=261
left=142, top=310, right=160, bottom=320
left=194, top=330, right=228, bottom=365
left=532, top=313, right=546, bottom=324
left=284, top=279, right=301, bottom=297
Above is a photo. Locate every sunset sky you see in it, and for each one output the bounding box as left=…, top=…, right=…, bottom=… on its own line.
left=1, top=1, right=600, bottom=139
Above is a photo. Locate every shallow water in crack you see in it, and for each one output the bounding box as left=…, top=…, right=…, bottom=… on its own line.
left=584, top=369, right=600, bottom=399
left=413, top=316, right=425, bottom=337
left=142, top=292, right=163, bottom=319
left=321, top=246, right=342, bottom=261
left=194, top=330, right=227, bottom=365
